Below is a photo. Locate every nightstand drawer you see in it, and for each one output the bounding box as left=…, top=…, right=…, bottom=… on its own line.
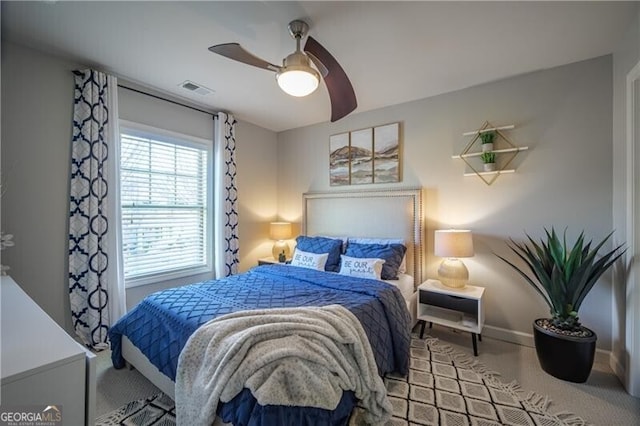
left=419, top=291, right=478, bottom=315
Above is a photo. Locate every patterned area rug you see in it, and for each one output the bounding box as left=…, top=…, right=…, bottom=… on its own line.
left=96, top=336, right=588, bottom=426
left=96, top=392, right=176, bottom=426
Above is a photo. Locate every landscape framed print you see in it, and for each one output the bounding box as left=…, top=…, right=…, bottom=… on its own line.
left=373, top=122, right=400, bottom=183
left=329, top=121, right=401, bottom=185
left=349, top=127, right=373, bottom=184
left=329, top=132, right=350, bottom=186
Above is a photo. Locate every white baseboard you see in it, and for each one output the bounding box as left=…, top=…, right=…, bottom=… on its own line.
left=609, top=351, right=626, bottom=384
left=482, top=324, right=535, bottom=347
left=595, top=348, right=612, bottom=365
left=482, top=324, right=612, bottom=365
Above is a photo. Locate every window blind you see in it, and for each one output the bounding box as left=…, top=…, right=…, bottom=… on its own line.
left=120, top=132, right=210, bottom=283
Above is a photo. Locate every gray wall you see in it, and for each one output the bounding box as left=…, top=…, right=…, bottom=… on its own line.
left=277, top=56, right=616, bottom=350
left=1, top=42, right=78, bottom=332
left=1, top=42, right=278, bottom=330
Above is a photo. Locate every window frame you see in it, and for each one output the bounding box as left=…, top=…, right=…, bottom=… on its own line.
left=119, top=120, right=213, bottom=288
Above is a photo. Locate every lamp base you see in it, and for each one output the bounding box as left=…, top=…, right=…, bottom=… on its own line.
left=272, top=240, right=291, bottom=261
left=438, top=258, right=469, bottom=288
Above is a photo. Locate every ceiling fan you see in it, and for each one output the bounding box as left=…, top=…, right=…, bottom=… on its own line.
left=208, top=20, right=357, bottom=122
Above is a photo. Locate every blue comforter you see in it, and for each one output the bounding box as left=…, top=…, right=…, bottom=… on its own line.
left=109, top=264, right=411, bottom=424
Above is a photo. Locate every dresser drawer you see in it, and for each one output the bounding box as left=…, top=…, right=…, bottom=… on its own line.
left=419, top=290, right=478, bottom=315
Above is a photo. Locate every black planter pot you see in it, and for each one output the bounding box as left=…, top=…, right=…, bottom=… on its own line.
left=533, top=318, right=597, bottom=383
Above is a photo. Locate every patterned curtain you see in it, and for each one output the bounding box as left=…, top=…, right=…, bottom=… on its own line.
left=214, top=112, right=239, bottom=277
left=68, top=69, right=125, bottom=350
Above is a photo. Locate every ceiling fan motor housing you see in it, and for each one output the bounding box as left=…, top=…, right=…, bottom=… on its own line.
left=282, top=51, right=315, bottom=71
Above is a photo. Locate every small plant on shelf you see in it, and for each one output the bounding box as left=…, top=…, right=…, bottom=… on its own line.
left=480, top=131, right=495, bottom=144
left=480, top=131, right=495, bottom=152
left=480, top=151, right=495, bottom=172
left=480, top=152, right=495, bottom=162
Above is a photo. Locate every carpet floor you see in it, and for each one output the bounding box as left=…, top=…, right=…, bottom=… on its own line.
left=96, top=335, right=594, bottom=426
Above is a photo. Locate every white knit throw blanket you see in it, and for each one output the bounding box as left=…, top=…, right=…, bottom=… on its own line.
left=175, top=304, right=392, bottom=425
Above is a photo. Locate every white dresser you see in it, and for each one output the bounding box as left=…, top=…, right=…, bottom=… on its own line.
left=1, top=276, right=95, bottom=425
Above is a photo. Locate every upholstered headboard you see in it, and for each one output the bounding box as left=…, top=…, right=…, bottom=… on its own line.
left=302, top=188, right=424, bottom=284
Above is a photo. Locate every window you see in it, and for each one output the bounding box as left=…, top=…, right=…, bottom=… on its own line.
left=120, top=122, right=212, bottom=286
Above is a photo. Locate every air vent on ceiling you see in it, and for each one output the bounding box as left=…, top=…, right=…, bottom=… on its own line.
left=179, top=80, right=214, bottom=96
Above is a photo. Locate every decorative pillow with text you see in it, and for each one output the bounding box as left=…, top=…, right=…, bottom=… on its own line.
left=290, top=249, right=329, bottom=271
left=338, top=255, right=385, bottom=280
left=345, top=242, right=407, bottom=280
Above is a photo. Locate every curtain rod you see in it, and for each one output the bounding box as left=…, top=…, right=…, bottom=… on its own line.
left=117, top=84, right=218, bottom=117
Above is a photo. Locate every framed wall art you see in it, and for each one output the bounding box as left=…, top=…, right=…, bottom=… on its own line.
left=373, top=122, right=400, bottom=183
left=330, top=122, right=401, bottom=186
left=350, top=128, right=373, bottom=184
left=329, top=132, right=350, bottom=185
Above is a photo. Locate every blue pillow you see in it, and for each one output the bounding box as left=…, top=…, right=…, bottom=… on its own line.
left=295, top=236, right=343, bottom=272
left=345, top=242, right=407, bottom=280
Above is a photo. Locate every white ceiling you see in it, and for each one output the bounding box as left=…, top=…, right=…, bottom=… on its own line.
left=2, top=1, right=637, bottom=132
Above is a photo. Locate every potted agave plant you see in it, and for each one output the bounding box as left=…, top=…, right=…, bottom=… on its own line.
left=496, top=228, right=625, bottom=383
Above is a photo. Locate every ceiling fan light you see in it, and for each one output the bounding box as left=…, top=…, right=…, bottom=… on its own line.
left=276, top=68, right=319, bottom=97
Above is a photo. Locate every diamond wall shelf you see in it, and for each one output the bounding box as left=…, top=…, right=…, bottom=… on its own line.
left=453, top=121, right=528, bottom=185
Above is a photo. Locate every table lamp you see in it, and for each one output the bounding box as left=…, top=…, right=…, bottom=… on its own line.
left=434, top=229, right=474, bottom=288
left=270, top=222, right=292, bottom=261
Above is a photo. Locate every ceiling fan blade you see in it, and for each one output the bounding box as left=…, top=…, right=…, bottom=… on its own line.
left=306, top=52, right=328, bottom=78
left=304, top=36, right=357, bottom=122
left=208, top=43, right=280, bottom=72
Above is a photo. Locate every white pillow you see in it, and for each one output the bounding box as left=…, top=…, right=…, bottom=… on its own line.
left=290, top=249, right=329, bottom=271
left=347, top=237, right=407, bottom=274
left=338, top=254, right=385, bottom=280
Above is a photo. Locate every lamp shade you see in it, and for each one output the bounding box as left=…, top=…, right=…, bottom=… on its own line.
left=270, top=222, right=292, bottom=241
left=434, top=230, right=474, bottom=258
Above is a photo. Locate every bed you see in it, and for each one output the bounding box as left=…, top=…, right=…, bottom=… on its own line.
left=301, top=189, right=423, bottom=324
left=110, top=188, right=424, bottom=425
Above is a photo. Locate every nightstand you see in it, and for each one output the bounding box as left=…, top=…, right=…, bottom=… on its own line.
left=417, top=279, right=485, bottom=356
left=258, top=257, right=290, bottom=266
